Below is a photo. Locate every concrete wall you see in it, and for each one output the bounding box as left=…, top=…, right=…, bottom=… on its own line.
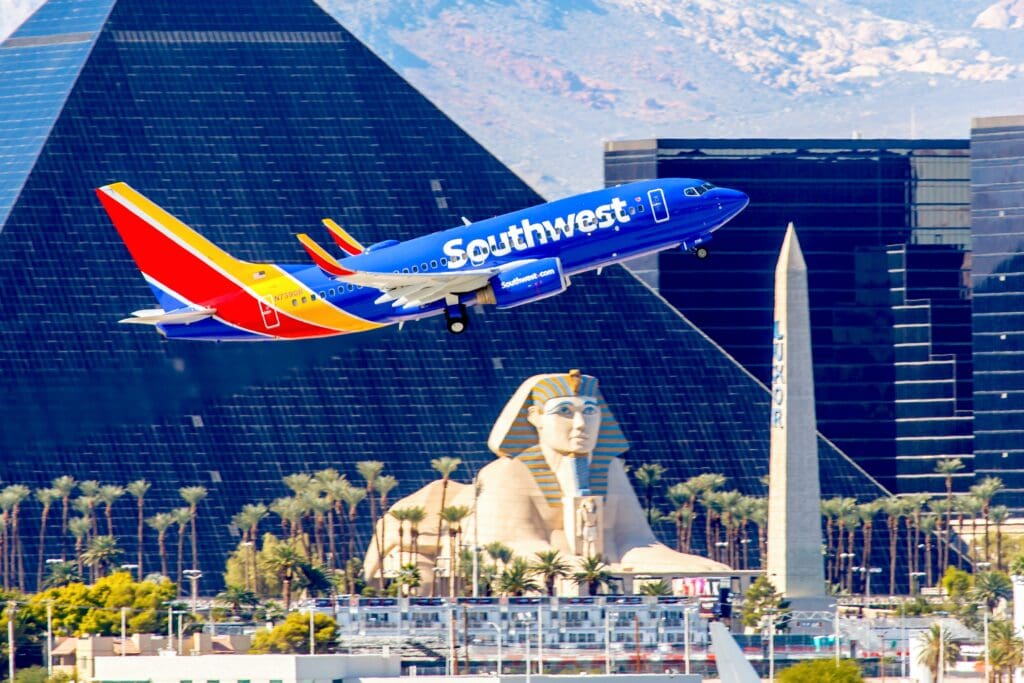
left=94, top=653, right=401, bottom=683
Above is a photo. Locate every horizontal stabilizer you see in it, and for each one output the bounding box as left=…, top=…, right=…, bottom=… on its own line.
left=321, top=219, right=364, bottom=255
left=296, top=233, right=355, bottom=276
left=119, top=307, right=215, bottom=326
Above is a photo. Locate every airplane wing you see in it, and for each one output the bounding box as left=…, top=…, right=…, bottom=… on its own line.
left=340, top=268, right=497, bottom=309
left=296, top=232, right=499, bottom=308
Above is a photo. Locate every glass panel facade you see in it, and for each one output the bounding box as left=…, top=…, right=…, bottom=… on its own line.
left=971, top=115, right=1024, bottom=507
left=0, top=0, right=901, bottom=592
left=605, top=140, right=973, bottom=494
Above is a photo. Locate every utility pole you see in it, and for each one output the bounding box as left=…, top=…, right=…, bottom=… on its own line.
left=7, top=601, right=16, bottom=683
left=46, top=601, right=53, bottom=677
left=121, top=606, right=127, bottom=656
left=309, top=610, right=315, bottom=655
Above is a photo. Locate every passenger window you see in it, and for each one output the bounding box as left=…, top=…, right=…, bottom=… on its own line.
left=440, top=257, right=448, bottom=266
left=412, top=265, right=419, bottom=273
left=310, top=294, right=317, bottom=301
left=403, top=268, right=409, bottom=274
left=638, top=205, right=644, bottom=212
left=291, top=299, right=297, bottom=306
left=329, top=288, right=335, bottom=296
left=628, top=207, right=636, bottom=215
left=347, top=284, right=354, bottom=292
left=430, top=260, right=438, bottom=268
left=319, top=291, right=326, bottom=298
left=301, top=296, right=307, bottom=304
left=421, top=263, right=428, bottom=271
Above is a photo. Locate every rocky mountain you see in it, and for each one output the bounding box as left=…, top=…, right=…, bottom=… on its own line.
left=3, top=0, right=1024, bottom=197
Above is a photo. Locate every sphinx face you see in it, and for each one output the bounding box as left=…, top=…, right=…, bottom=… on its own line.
left=528, top=396, right=601, bottom=456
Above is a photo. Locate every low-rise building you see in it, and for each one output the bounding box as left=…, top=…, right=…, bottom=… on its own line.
left=93, top=653, right=402, bottom=683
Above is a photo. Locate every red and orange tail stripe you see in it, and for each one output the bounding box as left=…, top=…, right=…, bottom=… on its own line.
left=322, top=218, right=364, bottom=255
left=97, top=182, right=381, bottom=338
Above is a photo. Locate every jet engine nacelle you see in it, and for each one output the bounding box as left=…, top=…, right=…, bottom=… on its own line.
left=476, top=257, right=570, bottom=309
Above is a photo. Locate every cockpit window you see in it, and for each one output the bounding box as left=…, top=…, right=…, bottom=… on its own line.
left=685, top=182, right=716, bottom=197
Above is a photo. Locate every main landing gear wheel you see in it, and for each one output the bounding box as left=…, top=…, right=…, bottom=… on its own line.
left=445, top=304, right=469, bottom=334
left=695, top=246, right=709, bottom=260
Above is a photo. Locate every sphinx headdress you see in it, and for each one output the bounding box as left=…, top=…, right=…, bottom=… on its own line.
left=487, top=370, right=629, bottom=458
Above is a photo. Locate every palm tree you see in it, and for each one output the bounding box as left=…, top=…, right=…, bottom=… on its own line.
left=316, top=469, right=344, bottom=568
left=179, top=485, right=208, bottom=571
left=750, top=497, right=768, bottom=568
left=879, top=497, right=903, bottom=595
left=405, top=506, right=427, bottom=563
left=903, top=495, right=929, bottom=581
left=237, top=503, right=268, bottom=591
left=934, top=458, right=964, bottom=570
left=397, top=562, right=422, bottom=596
left=34, top=486, right=60, bottom=591
left=857, top=499, right=883, bottom=588
left=171, top=507, right=192, bottom=593
left=306, top=494, right=332, bottom=563
left=691, top=473, right=726, bottom=557
left=573, top=555, right=613, bottom=596
left=98, top=484, right=125, bottom=537
left=375, top=474, right=399, bottom=586
left=821, top=497, right=841, bottom=583
left=68, top=516, right=91, bottom=577
left=3, top=484, right=30, bottom=590
left=970, top=477, right=1003, bottom=564
left=639, top=579, right=673, bottom=596
left=282, top=472, right=314, bottom=496
left=988, top=619, right=1023, bottom=683
left=917, top=514, right=937, bottom=587
left=126, top=479, right=151, bottom=578
left=498, top=557, right=539, bottom=596
left=264, top=542, right=304, bottom=610
left=81, top=535, right=124, bottom=578
left=390, top=508, right=412, bottom=566
left=72, top=495, right=98, bottom=545
left=146, top=512, right=174, bottom=579
left=530, top=549, right=570, bottom=595
left=971, top=571, right=1013, bottom=612
left=430, top=456, right=461, bottom=593
left=43, top=560, right=80, bottom=589
left=215, top=585, right=260, bottom=619
left=633, top=463, right=666, bottom=526
left=667, top=481, right=700, bottom=552
left=991, top=505, right=1010, bottom=570
left=78, top=480, right=101, bottom=536
left=51, top=475, right=76, bottom=559
left=0, top=488, right=15, bottom=589
left=339, top=485, right=367, bottom=562
left=440, top=505, right=470, bottom=598
left=957, top=495, right=984, bottom=566
left=916, top=624, right=959, bottom=681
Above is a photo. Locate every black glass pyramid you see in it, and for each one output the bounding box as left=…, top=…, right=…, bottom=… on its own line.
left=0, top=0, right=899, bottom=589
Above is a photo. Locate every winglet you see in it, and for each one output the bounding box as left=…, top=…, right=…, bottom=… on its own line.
left=321, top=219, right=364, bottom=256
left=297, top=233, right=355, bottom=277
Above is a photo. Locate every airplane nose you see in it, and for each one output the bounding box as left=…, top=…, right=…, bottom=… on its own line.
left=723, top=188, right=749, bottom=215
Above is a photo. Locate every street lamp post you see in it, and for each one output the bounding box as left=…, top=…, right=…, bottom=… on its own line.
left=604, top=607, right=613, bottom=675
left=484, top=621, right=502, bottom=675
left=683, top=607, right=694, bottom=675
left=183, top=569, right=202, bottom=615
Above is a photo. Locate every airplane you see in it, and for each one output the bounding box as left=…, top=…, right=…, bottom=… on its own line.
left=96, top=179, right=748, bottom=341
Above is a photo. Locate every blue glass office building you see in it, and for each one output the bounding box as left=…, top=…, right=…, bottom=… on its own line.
left=606, top=140, right=974, bottom=495
left=971, top=115, right=1024, bottom=507
left=0, top=0, right=900, bottom=590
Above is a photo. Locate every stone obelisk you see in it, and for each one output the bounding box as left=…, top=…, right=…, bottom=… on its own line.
left=766, top=224, right=826, bottom=602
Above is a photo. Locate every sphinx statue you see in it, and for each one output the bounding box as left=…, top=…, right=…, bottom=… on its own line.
left=364, top=370, right=729, bottom=593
